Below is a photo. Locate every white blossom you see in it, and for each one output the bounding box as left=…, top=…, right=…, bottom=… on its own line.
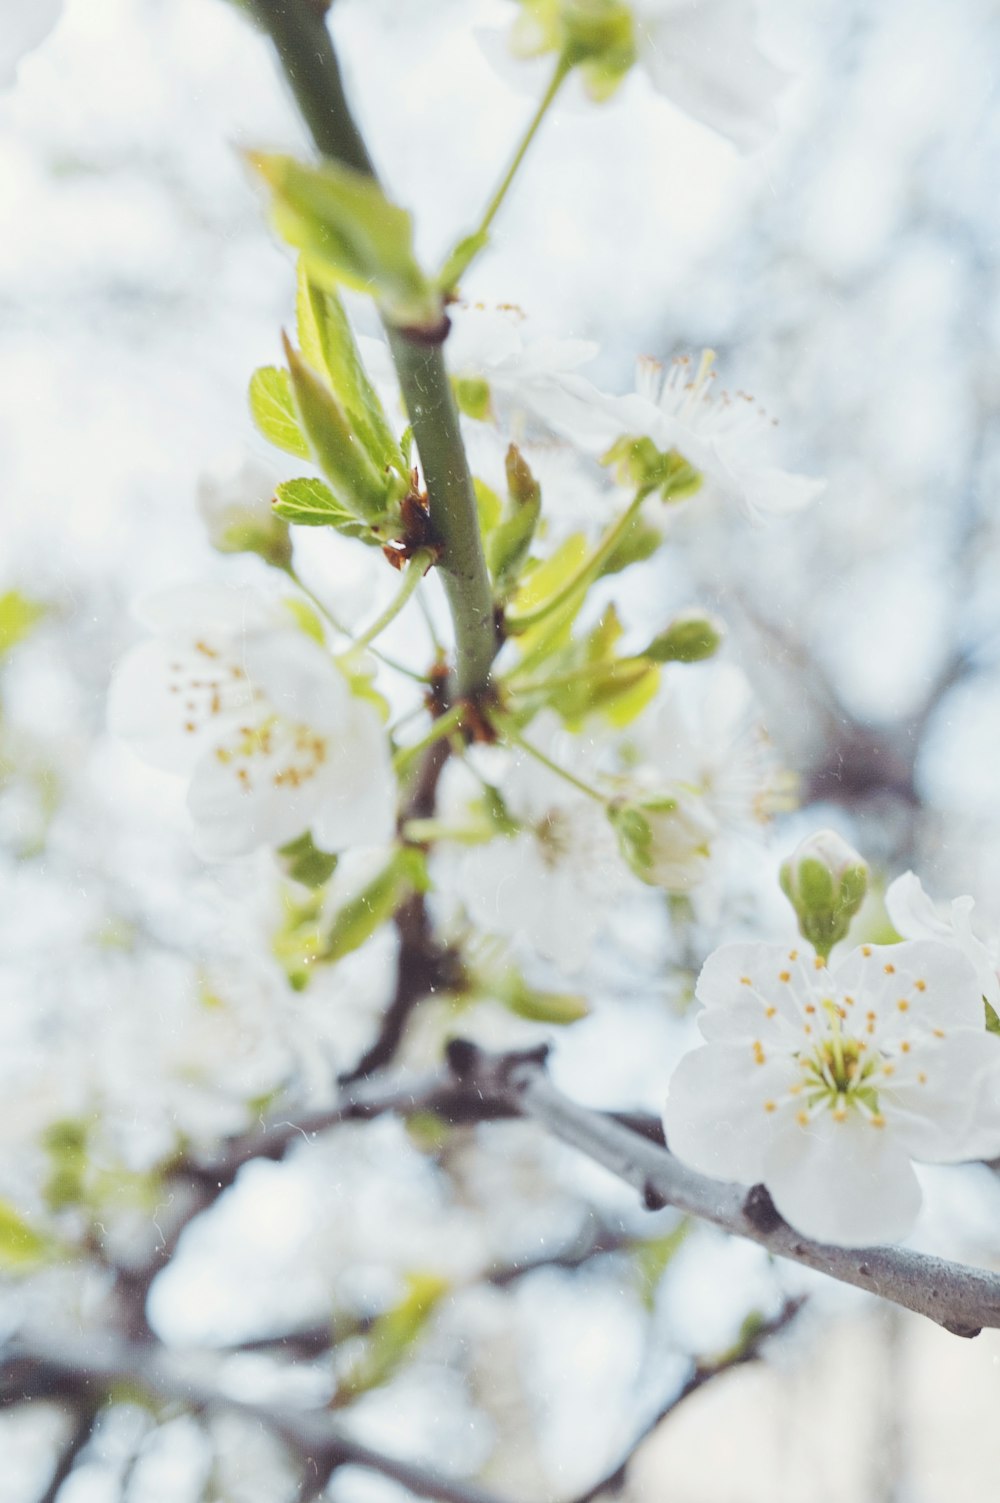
left=108, top=585, right=396, bottom=859
left=196, top=449, right=289, bottom=564
left=607, top=351, right=825, bottom=523
left=619, top=662, right=789, bottom=884
left=0, top=0, right=63, bottom=88
left=629, top=0, right=788, bottom=153
left=886, top=871, right=1000, bottom=1009
left=664, top=939, right=1000, bottom=1245
left=434, top=714, right=625, bottom=972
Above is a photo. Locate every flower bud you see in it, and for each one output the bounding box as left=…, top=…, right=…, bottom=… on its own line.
left=779, top=829, right=869, bottom=958
left=646, top=611, right=725, bottom=664
left=609, top=791, right=717, bottom=893
left=197, top=451, right=292, bottom=568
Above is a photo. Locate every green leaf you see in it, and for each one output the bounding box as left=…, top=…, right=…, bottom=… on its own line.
left=322, top=847, right=427, bottom=963
left=0, top=591, right=46, bottom=659
left=278, top=831, right=338, bottom=889
left=473, top=478, right=503, bottom=537
left=0, top=1199, right=51, bottom=1269
left=249, top=152, right=441, bottom=329
left=273, top=477, right=377, bottom=541
left=985, top=1001, right=1000, bottom=1036
left=248, top=366, right=311, bottom=459
left=336, top=1273, right=449, bottom=1403
left=437, top=229, right=490, bottom=295
left=296, top=263, right=406, bottom=476
left=509, top=532, right=590, bottom=656
left=284, top=336, right=398, bottom=523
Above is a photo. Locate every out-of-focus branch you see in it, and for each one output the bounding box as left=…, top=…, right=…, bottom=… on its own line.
left=567, top=1299, right=804, bottom=1503
left=2, top=1335, right=508, bottom=1503
left=224, top=1213, right=643, bottom=1360
left=35, top=1401, right=99, bottom=1503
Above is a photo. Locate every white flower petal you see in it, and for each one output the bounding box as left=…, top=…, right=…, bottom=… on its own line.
left=108, top=636, right=254, bottom=775
left=883, top=1032, right=1000, bottom=1164
left=311, top=699, right=397, bottom=849
left=887, top=872, right=1000, bottom=1007
left=635, top=0, right=788, bottom=153
left=763, top=1113, right=921, bottom=1246
left=133, top=583, right=276, bottom=636
left=0, top=0, right=63, bottom=87
left=695, top=941, right=815, bottom=1040
left=831, top=941, right=984, bottom=1036
left=187, top=723, right=330, bottom=859
left=664, top=1043, right=799, bottom=1184
left=242, top=629, right=351, bottom=735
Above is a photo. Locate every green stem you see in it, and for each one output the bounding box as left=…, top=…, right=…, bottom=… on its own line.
left=351, top=551, right=431, bottom=651
left=475, top=57, right=570, bottom=244
left=249, top=0, right=499, bottom=700
left=283, top=563, right=429, bottom=683
left=506, top=656, right=643, bottom=694
left=393, top=702, right=466, bottom=776
left=504, top=491, right=646, bottom=636
left=493, top=712, right=607, bottom=804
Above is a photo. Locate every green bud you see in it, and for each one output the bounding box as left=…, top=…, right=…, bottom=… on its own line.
left=779, top=830, right=870, bottom=959
left=609, top=792, right=715, bottom=892
left=284, top=334, right=402, bottom=523
left=488, top=445, right=543, bottom=599
left=197, top=453, right=292, bottom=569
left=646, top=611, right=725, bottom=664
left=559, top=0, right=636, bottom=96
left=602, top=437, right=703, bottom=502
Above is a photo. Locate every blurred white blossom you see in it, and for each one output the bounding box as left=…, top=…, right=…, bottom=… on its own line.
left=887, top=871, right=1000, bottom=1008
left=108, top=585, right=396, bottom=858
left=0, top=0, right=63, bottom=88
left=607, top=351, right=825, bottom=523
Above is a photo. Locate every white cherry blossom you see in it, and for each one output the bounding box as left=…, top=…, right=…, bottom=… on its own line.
left=630, top=0, right=788, bottom=153
left=664, top=939, right=1000, bottom=1246
left=434, top=713, right=626, bottom=972
left=196, top=448, right=290, bottom=565
left=887, top=872, right=1000, bottom=1009
left=607, top=351, right=825, bottom=523
left=108, top=585, right=396, bottom=859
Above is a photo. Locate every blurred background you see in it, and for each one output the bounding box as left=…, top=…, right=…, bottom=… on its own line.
left=2, top=0, right=1000, bottom=1499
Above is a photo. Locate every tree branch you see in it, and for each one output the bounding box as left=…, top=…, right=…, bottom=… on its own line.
left=248, top=0, right=498, bottom=697
left=567, top=1299, right=804, bottom=1503
left=2, top=1335, right=507, bottom=1503
left=35, top=1401, right=99, bottom=1503
left=444, top=1041, right=1000, bottom=1338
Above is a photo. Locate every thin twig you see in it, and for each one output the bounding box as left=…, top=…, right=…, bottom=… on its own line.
left=36, top=1402, right=99, bottom=1503
left=1, top=1336, right=507, bottom=1503
left=567, top=1300, right=804, bottom=1503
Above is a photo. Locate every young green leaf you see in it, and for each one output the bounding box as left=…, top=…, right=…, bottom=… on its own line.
left=273, top=477, right=377, bottom=541
left=321, top=847, right=428, bottom=963
left=0, top=1200, right=51, bottom=1269
left=248, top=365, right=311, bottom=459
left=249, top=153, right=441, bottom=330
